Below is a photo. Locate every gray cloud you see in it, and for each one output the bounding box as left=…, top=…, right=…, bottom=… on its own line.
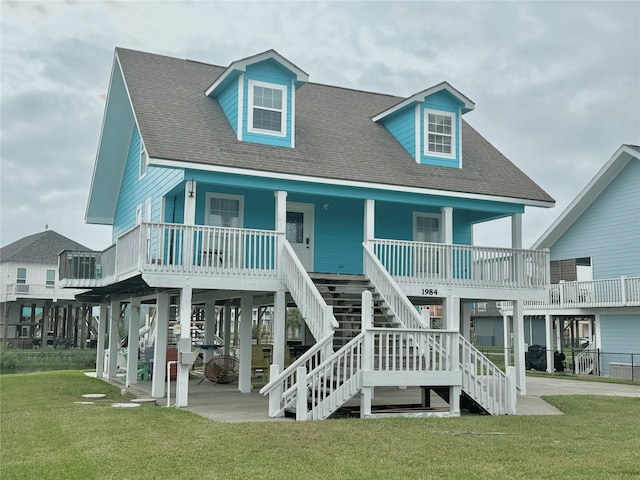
left=1, top=1, right=638, bottom=251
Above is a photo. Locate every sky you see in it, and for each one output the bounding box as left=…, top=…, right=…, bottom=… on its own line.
left=1, top=0, right=639, bottom=252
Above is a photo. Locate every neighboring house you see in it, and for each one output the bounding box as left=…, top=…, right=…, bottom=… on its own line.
left=504, top=145, right=640, bottom=377
left=0, top=229, right=94, bottom=348
left=60, top=48, right=555, bottom=418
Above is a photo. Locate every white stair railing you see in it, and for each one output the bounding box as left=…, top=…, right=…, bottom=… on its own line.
left=363, top=243, right=427, bottom=330
left=575, top=348, right=598, bottom=375
left=459, top=336, right=514, bottom=415
left=259, top=332, right=334, bottom=417
left=294, top=334, right=365, bottom=420
left=281, top=240, right=339, bottom=340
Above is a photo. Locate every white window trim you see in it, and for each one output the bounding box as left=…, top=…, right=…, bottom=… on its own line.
left=16, top=267, right=27, bottom=284
left=46, top=269, right=55, bottom=288
left=205, top=192, right=244, bottom=227
left=247, top=79, right=287, bottom=138
left=423, top=108, right=456, bottom=160
left=139, top=141, right=147, bottom=179
left=413, top=212, right=442, bottom=243
left=144, top=197, right=152, bottom=222
left=136, top=204, right=143, bottom=225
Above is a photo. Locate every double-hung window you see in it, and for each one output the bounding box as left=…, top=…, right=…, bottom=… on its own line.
left=16, top=268, right=27, bottom=284
left=46, top=269, right=55, bottom=288
left=248, top=80, right=287, bottom=136
left=424, top=109, right=456, bottom=158
left=204, top=193, right=244, bottom=268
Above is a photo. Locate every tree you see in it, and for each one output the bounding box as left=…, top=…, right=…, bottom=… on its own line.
left=285, top=308, right=303, bottom=339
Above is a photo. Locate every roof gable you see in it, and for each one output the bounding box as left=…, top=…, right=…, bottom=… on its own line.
left=533, top=144, right=640, bottom=249
left=372, top=81, right=475, bottom=123
left=0, top=230, right=91, bottom=264
left=205, top=49, right=309, bottom=97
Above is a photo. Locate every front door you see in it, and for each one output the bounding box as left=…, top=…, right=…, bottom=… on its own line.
left=413, top=213, right=441, bottom=275
left=287, top=202, right=314, bottom=271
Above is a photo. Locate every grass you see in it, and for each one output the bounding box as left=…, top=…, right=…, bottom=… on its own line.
left=2, top=371, right=640, bottom=479
left=0, top=347, right=96, bottom=371
left=526, top=370, right=640, bottom=385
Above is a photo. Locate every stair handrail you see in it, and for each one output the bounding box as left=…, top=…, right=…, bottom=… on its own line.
left=281, top=240, right=339, bottom=339
left=363, top=243, right=427, bottom=330
left=575, top=347, right=598, bottom=375
left=260, top=331, right=334, bottom=402
left=291, top=332, right=365, bottom=420
left=459, top=335, right=512, bottom=415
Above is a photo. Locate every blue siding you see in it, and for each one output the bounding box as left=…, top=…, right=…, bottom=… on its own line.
left=381, top=108, right=415, bottom=159
left=217, top=78, right=239, bottom=135
left=112, top=126, right=183, bottom=242
left=420, top=91, right=460, bottom=168
left=600, top=314, right=640, bottom=354
left=550, top=159, right=640, bottom=279
left=186, top=169, right=524, bottom=216
left=242, top=61, right=293, bottom=148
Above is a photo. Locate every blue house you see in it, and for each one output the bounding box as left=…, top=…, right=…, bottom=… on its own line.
left=515, top=145, right=640, bottom=378
left=61, top=48, right=556, bottom=418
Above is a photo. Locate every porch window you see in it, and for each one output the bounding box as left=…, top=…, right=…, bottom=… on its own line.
left=16, top=267, right=26, bottom=284
left=248, top=80, right=287, bottom=137
left=206, top=193, right=244, bottom=228
left=424, top=109, right=456, bottom=158
left=414, top=214, right=441, bottom=243
left=46, top=269, right=55, bottom=288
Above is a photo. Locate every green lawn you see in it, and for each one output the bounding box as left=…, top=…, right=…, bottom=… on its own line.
left=1, top=371, right=640, bottom=479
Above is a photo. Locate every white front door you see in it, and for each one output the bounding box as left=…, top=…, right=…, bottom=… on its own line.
left=287, top=202, right=314, bottom=271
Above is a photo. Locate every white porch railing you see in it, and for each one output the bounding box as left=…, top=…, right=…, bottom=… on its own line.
left=459, top=336, right=514, bottom=415
left=59, top=223, right=279, bottom=285
left=4, top=283, right=81, bottom=300
left=371, top=239, right=549, bottom=290
left=281, top=240, right=339, bottom=340
left=503, top=277, right=640, bottom=310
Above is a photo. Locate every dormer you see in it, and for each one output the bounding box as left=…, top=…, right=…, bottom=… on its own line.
left=205, top=50, right=309, bottom=148
left=372, top=82, right=474, bottom=168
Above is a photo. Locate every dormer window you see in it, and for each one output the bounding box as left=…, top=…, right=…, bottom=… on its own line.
left=248, top=80, right=287, bottom=137
left=424, top=109, right=455, bottom=158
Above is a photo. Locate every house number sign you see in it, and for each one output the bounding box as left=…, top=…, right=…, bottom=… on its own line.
left=421, top=288, right=438, bottom=296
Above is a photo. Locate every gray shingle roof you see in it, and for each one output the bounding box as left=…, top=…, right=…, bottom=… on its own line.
left=117, top=48, right=554, bottom=205
left=0, top=230, right=91, bottom=264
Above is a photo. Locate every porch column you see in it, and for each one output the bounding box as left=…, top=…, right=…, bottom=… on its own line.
left=107, top=299, right=120, bottom=380
left=223, top=301, right=232, bottom=355
left=175, top=287, right=193, bottom=407
left=126, top=298, right=141, bottom=387
left=275, top=191, right=287, bottom=234
left=545, top=314, right=554, bottom=373
left=272, top=288, right=287, bottom=375
left=238, top=293, right=253, bottom=393
left=503, top=311, right=511, bottom=367
left=441, top=206, right=453, bottom=244
left=512, top=300, right=526, bottom=395
left=511, top=213, right=523, bottom=249
left=96, top=303, right=108, bottom=378
left=203, top=298, right=217, bottom=364
left=443, top=296, right=459, bottom=331
left=461, top=302, right=472, bottom=341
left=185, top=180, right=197, bottom=225
left=364, top=199, right=375, bottom=245
left=151, top=292, right=169, bottom=398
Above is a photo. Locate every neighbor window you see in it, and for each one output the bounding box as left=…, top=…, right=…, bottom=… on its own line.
left=424, top=109, right=456, bottom=158
left=46, top=269, right=55, bottom=288
left=139, top=142, right=147, bottom=178
left=16, top=268, right=27, bottom=284
left=206, top=193, right=244, bottom=228
left=248, top=80, right=287, bottom=136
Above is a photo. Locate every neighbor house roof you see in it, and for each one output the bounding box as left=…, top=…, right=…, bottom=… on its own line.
left=0, top=230, right=91, bottom=264
left=533, top=144, right=640, bottom=250
left=111, top=48, right=554, bottom=208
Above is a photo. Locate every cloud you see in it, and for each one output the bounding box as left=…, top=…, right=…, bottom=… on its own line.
left=0, top=0, right=638, bottom=251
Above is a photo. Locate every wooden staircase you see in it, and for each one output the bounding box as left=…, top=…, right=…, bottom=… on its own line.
left=310, top=274, right=396, bottom=350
